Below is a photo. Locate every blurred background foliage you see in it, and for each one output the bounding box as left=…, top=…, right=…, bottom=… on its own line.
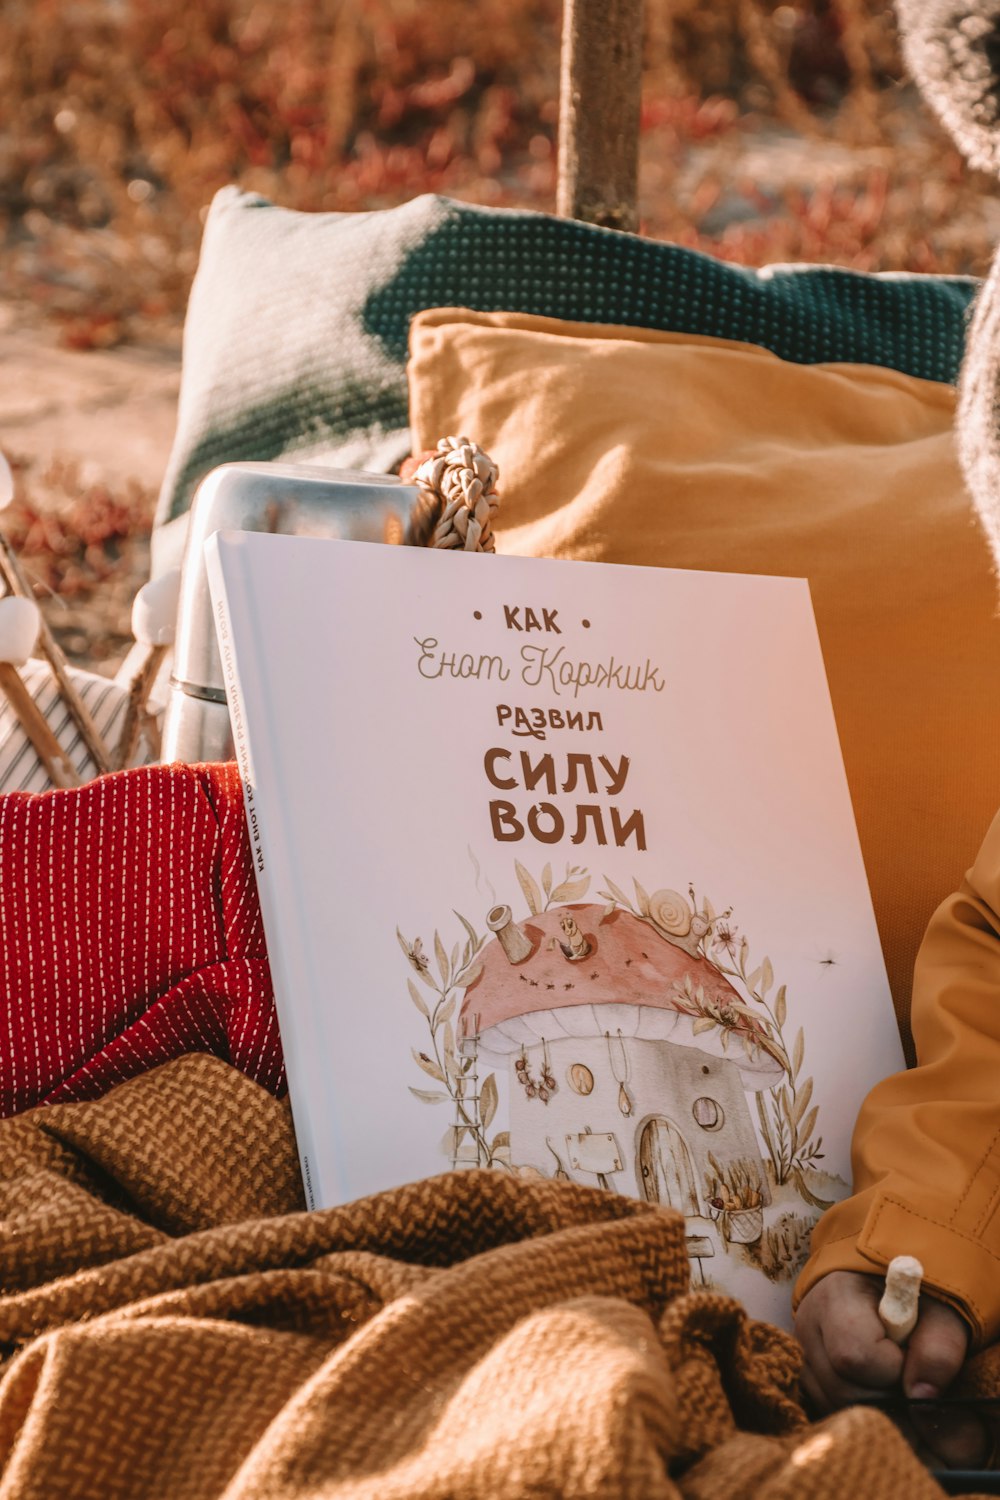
left=2, top=0, right=999, bottom=664
left=3, top=0, right=998, bottom=352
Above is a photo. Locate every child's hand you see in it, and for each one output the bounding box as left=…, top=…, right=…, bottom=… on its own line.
left=795, top=1270, right=968, bottom=1413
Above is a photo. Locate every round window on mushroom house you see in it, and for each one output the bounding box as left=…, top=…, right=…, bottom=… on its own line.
left=692, top=1097, right=723, bottom=1131
left=567, top=1062, right=594, bottom=1096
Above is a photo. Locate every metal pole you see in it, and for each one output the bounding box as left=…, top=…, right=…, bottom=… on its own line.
left=556, top=0, right=644, bottom=232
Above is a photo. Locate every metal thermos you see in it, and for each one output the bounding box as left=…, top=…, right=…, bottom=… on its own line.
left=159, top=462, right=420, bottom=764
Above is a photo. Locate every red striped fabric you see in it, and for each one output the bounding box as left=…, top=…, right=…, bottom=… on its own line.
left=0, top=762, right=283, bottom=1116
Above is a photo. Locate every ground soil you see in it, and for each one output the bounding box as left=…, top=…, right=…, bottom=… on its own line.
left=0, top=302, right=180, bottom=673
left=0, top=302, right=181, bottom=494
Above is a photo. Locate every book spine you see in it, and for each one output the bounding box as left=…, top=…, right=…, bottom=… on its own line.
left=205, top=532, right=327, bottom=1209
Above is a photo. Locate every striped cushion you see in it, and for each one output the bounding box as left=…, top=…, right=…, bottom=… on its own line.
left=0, top=659, right=143, bottom=795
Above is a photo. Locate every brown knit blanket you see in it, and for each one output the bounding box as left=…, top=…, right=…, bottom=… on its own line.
left=0, top=1055, right=982, bottom=1498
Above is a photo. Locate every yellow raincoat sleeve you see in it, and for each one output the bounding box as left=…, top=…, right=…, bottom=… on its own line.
left=794, top=807, right=1000, bottom=1346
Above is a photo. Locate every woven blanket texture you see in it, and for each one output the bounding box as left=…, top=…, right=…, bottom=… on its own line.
left=0, top=1053, right=990, bottom=1499
left=0, top=762, right=282, bottom=1117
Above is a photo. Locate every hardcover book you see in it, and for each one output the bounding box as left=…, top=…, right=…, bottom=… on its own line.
left=206, top=529, right=904, bottom=1327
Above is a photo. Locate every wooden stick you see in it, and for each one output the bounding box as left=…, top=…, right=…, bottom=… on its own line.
left=556, top=0, right=643, bottom=231
left=0, top=662, right=81, bottom=789
left=114, top=642, right=169, bottom=771
left=878, top=1255, right=923, bottom=1344
left=0, top=531, right=113, bottom=775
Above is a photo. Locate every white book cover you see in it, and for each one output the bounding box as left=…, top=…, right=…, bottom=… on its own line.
left=206, top=529, right=904, bottom=1328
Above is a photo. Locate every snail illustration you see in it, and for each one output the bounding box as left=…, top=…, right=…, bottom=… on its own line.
left=647, top=888, right=693, bottom=936
left=558, top=911, right=592, bottom=961
left=647, top=887, right=728, bottom=959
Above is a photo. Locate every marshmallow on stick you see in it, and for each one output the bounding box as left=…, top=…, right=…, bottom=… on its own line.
left=878, top=1255, right=924, bottom=1344
left=0, top=498, right=112, bottom=775
left=0, top=596, right=81, bottom=789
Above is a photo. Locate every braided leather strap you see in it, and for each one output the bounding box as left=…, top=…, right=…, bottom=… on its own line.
left=409, top=437, right=500, bottom=552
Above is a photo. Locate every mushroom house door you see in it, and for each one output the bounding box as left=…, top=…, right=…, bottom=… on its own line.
left=638, top=1118, right=700, bottom=1214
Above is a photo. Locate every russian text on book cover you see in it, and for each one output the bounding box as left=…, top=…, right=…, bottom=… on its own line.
left=207, top=532, right=903, bottom=1328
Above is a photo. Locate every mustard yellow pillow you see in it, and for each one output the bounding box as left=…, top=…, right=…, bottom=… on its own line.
left=408, top=307, right=1000, bottom=1042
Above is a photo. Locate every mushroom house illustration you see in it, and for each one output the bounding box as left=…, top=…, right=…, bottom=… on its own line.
left=402, top=869, right=843, bottom=1286
left=459, top=899, right=783, bottom=1223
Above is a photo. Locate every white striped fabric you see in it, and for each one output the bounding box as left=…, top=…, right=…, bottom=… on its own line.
left=0, top=659, right=150, bottom=794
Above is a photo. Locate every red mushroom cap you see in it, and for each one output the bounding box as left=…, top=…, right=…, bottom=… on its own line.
left=460, top=905, right=760, bottom=1038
